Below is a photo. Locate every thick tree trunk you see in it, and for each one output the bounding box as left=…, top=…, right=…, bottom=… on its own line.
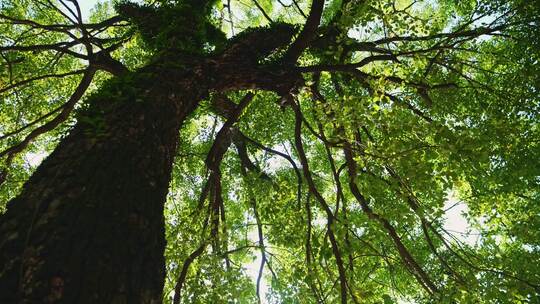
left=0, top=63, right=207, bottom=303
left=0, top=21, right=301, bottom=302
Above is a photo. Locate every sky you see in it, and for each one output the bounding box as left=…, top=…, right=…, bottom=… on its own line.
left=78, top=0, right=101, bottom=20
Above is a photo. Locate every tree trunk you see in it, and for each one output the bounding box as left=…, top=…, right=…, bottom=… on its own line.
left=0, top=63, right=207, bottom=303
left=0, top=22, right=301, bottom=302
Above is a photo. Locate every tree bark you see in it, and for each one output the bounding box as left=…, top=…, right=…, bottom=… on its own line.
left=0, top=62, right=206, bottom=303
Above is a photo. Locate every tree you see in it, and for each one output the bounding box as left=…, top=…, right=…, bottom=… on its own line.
left=0, top=0, right=538, bottom=303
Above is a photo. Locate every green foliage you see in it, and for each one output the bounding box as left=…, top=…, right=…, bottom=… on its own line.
left=1, top=0, right=539, bottom=303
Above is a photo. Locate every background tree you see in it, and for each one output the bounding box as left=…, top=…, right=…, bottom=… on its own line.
left=0, top=0, right=539, bottom=303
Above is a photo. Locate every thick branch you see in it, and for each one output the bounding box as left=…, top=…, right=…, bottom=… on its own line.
left=283, top=0, right=325, bottom=63
left=205, top=93, right=254, bottom=168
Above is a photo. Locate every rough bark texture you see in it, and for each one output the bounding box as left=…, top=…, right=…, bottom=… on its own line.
left=0, top=62, right=207, bottom=303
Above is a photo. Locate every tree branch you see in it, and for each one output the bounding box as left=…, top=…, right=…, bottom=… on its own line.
left=172, top=242, right=207, bottom=304
left=0, top=68, right=96, bottom=164
left=343, top=142, right=439, bottom=295
left=252, top=0, right=273, bottom=24
left=291, top=101, right=348, bottom=304
left=283, top=0, right=325, bottom=63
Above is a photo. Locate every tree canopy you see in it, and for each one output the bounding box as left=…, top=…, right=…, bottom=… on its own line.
left=0, top=0, right=539, bottom=303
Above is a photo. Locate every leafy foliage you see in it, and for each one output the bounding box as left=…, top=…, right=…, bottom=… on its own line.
left=1, top=0, right=539, bottom=303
